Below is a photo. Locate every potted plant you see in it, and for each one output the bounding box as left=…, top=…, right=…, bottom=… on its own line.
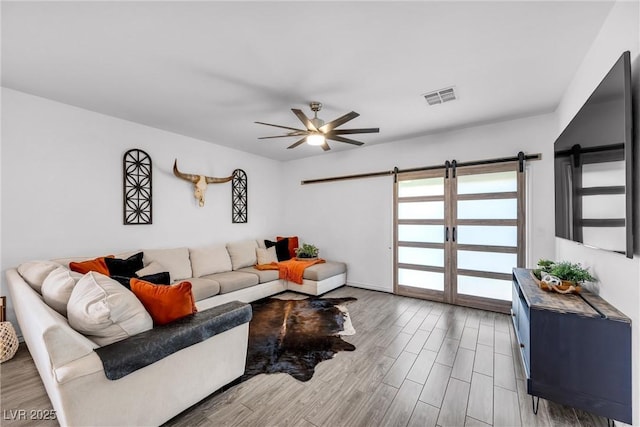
left=533, top=259, right=596, bottom=293
left=295, top=243, right=319, bottom=260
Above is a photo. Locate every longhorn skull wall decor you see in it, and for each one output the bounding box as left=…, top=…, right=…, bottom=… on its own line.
left=173, top=159, right=233, bottom=207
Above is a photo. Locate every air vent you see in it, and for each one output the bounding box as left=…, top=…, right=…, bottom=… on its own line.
left=422, top=86, right=457, bottom=105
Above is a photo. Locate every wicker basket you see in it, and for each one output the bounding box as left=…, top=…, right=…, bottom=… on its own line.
left=0, top=321, right=19, bottom=363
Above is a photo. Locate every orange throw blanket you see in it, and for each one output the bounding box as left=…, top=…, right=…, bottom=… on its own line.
left=255, top=258, right=326, bottom=285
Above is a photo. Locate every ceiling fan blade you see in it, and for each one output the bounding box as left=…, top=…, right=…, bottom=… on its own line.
left=287, top=137, right=307, bottom=149
left=291, top=109, right=318, bottom=131
left=326, top=134, right=365, bottom=146
left=254, top=121, right=306, bottom=132
left=258, top=131, right=308, bottom=139
left=318, top=111, right=360, bottom=133
left=321, top=141, right=331, bottom=151
left=329, top=127, right=379, bottom=135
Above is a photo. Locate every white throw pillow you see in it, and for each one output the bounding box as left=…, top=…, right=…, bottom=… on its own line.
left=189, top=246, right=232, bottom=277
left=256, top=247, right=278, bottom=265
left=17, top=261, right=61, bottom=294
left=226, top=240, right=259, bottom=270
left=143, top=248, right=192, bottom=281
left=135, top=261, right=169, bottom=279
left=41, top=266, right=83, bottom=316
left=67, top=272, right=152, bottom=346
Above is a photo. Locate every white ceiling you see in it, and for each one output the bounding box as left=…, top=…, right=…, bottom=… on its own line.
left=1, top=1, right=614, bottom=161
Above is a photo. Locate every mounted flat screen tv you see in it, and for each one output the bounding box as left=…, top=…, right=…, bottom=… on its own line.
left=554, top=51, right=633, bottom=258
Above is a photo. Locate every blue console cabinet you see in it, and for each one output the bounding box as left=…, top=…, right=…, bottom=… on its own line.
left=511, top=268, right=632, bottom=424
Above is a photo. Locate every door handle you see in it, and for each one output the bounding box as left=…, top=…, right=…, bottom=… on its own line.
left=445, top=227, right=449, bottom=242
left=452, top=227, right=456, bottom=242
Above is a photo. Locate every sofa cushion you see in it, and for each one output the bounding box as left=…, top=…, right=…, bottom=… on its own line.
left=135, top=261, right=168, bottom=278
left=17, top=261, right=61, bottom=293
left=303, top=261, right=347, bottom=281
left=201, top=271, right=259, bottom=294
left=256, top=238, right=269, bottom=249
left=256, top=247, right=277, bottom=265
left=265, top=239, right=291, bottom=261
left=186, top=277, right=221, bottom=301
left=111, top=272, right=171, bottom=290
left=139, top=272, right=171, bottom=285
left=143, top=248, right=192, bottom=281
left=130, top=279, right=197, bottom=326
left=67, top=272, right=153, bottom=346
left=69, top=256, right=113, bottom=276
left=189, top=246, right=232, bottom=277
left=105, top=252, right=144, bottom=277
left=277, top=235, right=299, bottom=259
left=226, top=240, right=258, bottom=270
left=41, top=266, right=83, bottom=316
left=237, top=266, right=279, bottom=283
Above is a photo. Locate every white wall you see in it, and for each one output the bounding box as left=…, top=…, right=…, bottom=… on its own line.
left=1, top=88, right=284, bottom=326
left=282, top=112, right=557, bottom=292
left=554, top=1, right=639, bottom=424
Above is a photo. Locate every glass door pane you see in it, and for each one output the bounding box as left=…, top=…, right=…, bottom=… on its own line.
left=457, top=275, right=512, bottom=301
left=398, top=177, right=444, bottom=197
left=456, top=225, right=517, bottom=246
left=458, top=199, right=517, bottom=219
left=398, top=201, right=445, bottom=219
left=398, top=225, right=444, bottom=243
left=398, top=269, right=445, bottom=291
left=457, top=251, right=517, bottom=275
left=457, top=171, right=517, bottom=194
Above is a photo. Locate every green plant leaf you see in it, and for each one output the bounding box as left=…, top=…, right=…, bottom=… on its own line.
left=535, top=259, right=596, bottom=283
left=294, top=243, right=319, bottom=257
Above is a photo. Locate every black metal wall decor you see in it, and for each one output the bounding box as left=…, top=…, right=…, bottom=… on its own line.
left=232, top=169, right=247, bottom=223
left=123, top=149, right=152, bottom=225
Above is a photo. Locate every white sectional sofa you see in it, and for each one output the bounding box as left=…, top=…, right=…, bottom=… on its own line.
left=5, top=238, right=347, bottom=426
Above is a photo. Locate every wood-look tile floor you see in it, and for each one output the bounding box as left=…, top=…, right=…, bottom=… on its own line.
left=1, top=286, right=610, bottom=427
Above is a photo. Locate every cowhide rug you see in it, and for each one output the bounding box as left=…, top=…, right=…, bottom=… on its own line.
left=241, top=297, right=357, bottom=382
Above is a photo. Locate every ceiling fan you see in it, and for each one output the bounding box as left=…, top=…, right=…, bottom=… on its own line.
left=255, top=102, right=379, bottom=151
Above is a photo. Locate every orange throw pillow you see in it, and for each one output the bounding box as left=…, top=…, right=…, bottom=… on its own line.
left=277, top=236, right=299, bottom=259
left=130, top=279, right=197, bottom=326
left=69, top=256, right=113, bottom=275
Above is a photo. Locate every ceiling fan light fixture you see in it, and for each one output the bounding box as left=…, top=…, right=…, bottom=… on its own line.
left=306, top=133, right=325, bottom=146
left=255, top=101, right=379, bottom=151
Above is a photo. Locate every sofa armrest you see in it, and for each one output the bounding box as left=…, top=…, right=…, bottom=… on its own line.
left=51, top=352, right=104, bottom=384
left=6, top=268, right=100, bottom=382
left=43, top=324, right=97, bottom=370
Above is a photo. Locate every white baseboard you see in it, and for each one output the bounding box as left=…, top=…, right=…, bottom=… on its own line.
left=346, top=281, right=393, bottom=294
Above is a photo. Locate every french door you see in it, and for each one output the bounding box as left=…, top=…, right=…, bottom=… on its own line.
left=394, top=161, right=525, bottom=313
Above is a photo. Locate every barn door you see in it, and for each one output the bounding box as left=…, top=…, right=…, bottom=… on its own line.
left=394, top=161, right=525, bottom=313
